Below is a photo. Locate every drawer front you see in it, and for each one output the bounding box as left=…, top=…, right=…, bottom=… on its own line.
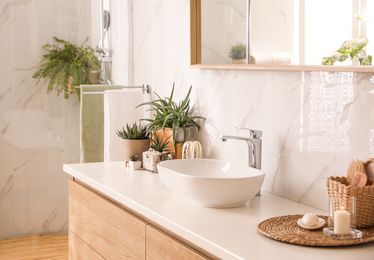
left=69, top=180, right=146, bottom=260
left=69, top=231, right=105, bottom=260
left=146, top=226, right=209, bottom=260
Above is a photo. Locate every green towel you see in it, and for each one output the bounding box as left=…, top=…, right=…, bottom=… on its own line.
left=80, top=85, right=123, bottom=163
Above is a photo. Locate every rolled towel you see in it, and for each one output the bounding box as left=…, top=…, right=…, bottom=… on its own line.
left=272, top=52, right=292, bottom=65
left=250, top=54, right=273, bottom=65
left=250, top=52, right=292, bottom=65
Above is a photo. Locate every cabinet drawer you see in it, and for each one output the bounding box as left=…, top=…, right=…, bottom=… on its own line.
left=69, top=180, right=146, bottom=260
left=69, top=231, right=105, bottom=260
left=146, top=226, right=209, bottom=260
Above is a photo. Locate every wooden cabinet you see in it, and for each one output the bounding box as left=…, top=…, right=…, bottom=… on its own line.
left=69, top=180, right=211, bottom=260
left=69, top=231, right=105, bottom=260
left=69, top=180, right=146, bottom=259
left=146, top=226, right=207, bottom=260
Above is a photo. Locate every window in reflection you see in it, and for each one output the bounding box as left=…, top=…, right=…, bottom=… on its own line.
left=199, top=0, right=373, bottom=66
left=303, top=0, right=353, bottom=65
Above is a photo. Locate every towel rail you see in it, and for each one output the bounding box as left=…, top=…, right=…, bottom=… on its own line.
left=78, top=84, right=151, bottom=95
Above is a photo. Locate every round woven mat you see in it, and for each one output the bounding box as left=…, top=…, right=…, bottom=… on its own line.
left=257, top=214, right=374, bottom=247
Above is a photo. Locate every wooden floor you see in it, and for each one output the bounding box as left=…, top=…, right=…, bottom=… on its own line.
left=0, top=233, right=68, bottom=260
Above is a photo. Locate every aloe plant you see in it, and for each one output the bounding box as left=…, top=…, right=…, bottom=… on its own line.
left=136, top=83, right=205, bottom=145
left=148, top=136, right=170, bottom=153
left=116, top=122, right=149, bottom=140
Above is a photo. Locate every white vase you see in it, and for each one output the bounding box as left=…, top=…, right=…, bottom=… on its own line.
left=174, top=128, right=191, bottom=143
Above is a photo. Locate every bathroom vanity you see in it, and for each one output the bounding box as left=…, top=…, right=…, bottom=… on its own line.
left=64, top=161, right=374, bottom=259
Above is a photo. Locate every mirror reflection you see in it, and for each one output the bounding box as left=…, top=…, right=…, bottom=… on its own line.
left=200, top=0, right=374, bottom=66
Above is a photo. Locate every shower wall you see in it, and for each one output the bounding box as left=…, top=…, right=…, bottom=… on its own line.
left=0, top=0, right=91, bottom=239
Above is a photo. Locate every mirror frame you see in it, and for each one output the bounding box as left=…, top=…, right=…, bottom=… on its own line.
left=190, top=0, right=374, bottom=72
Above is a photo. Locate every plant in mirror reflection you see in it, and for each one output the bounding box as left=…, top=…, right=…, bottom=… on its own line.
left=229, top=43, right=246, bottom=60
left=322, top=37, right=372, bottom=66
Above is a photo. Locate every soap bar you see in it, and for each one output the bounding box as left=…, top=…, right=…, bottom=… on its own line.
left=302, top=213, right=319, bottom=226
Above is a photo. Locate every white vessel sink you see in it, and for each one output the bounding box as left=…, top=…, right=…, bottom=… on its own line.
left=157, top=159, right=265, bottom=208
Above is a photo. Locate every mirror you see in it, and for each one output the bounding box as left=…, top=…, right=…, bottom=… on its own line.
left=191, top=0, right=374, bottom=72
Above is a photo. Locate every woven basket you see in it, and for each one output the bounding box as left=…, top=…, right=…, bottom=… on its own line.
left=326, top=176, right=374, bottom=228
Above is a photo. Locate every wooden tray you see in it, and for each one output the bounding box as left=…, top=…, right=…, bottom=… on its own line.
left=257, top=214, right=374, bottom=247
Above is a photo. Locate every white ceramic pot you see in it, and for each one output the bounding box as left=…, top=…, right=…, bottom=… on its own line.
left=174, top=128, right=191, bottom=143
left=129, top=161, right=141, bottom=170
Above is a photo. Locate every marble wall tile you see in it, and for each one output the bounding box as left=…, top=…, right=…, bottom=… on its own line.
left=0, top=0, right=88, bottom=239
left=132, top=0, right=374, bottom=213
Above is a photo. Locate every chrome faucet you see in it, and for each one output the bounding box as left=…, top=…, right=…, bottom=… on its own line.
left=218, top=127, right=262, bottom=169
left=219, top=127, right=263, bottom=195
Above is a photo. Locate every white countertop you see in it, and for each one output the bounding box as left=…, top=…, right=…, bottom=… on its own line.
left=63, top=161, right=374, bottom=260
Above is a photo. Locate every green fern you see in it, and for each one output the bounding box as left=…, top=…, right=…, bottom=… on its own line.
left=32, top=37, right=100, bottom=99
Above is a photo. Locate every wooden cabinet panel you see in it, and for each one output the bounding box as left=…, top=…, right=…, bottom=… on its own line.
left=69, top=180, right=146, bottom=260
left=69, top=231, right=105, bottom=260
left=146, top=226, right=208, bottom=260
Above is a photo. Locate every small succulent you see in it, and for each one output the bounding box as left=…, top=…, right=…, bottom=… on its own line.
left=116, top=122, right=149, bottom=140
left=128, top=154, right=139, bottom=162
left=149, top=136, right=170, bottom=153
left=161, top=154, right=172, bottom=161
left=229, top=43, right=246, bottom=60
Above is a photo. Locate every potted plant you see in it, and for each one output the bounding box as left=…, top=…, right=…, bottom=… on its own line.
left=128, top=154, right=142, bottom=170
left=229, top=43, right=246, bottom=64
left=142, top=136, right=172, bottom=173
left=136, top=83, right=205, bottom=158
left=32, top=36, right=101, bottom=99
left=322, top=37, right=372, bottom=65
left=116, top=122, right=150, bottom=162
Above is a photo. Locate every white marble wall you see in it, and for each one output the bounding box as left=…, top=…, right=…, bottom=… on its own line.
left=0, top=0, right=91, bottom=239
left=1, top=0, right=374, bottom=240
left=132, top=0, right=374, bottom=212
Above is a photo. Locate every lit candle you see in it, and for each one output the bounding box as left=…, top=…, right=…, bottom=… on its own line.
left=334, top=207, right=351, bottom=234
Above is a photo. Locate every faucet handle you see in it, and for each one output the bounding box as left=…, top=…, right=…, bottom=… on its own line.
left=236, top=127, right=262, bottom=138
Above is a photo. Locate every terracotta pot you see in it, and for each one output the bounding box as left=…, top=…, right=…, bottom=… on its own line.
left=174, top=143, right=184, bottom=159
left=153, top=129, right=175, bottom=154
left=232, top=58, right=246, bottom=64
left=121, top=139, right=150, bottom=162
left=153, top=128, right=190, bottom=156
